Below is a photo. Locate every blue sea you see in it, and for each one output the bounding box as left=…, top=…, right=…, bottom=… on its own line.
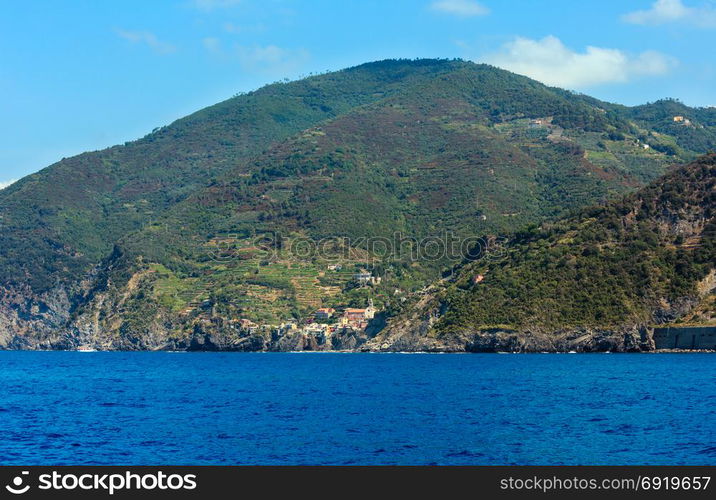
left=0, top=352, right=714, bottom=465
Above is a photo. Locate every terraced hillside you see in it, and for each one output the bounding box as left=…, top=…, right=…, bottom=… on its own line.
left=1, top=59, right=716, bottom=349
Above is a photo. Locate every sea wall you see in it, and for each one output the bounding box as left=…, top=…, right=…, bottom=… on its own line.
left=653, top=326, right=716, bottom=350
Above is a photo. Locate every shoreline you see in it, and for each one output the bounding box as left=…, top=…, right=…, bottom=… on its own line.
left=1, top=348, right=714, bottom=354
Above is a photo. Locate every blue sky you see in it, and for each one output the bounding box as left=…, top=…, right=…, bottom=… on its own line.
left=2, top=0, right=716, bottom=186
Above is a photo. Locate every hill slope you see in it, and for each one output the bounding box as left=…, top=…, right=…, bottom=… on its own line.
left=0, top=60, right=467, bottom=292
left=374, top=155, right=716, bottom=352
left=1, top=59, right=716, bottom=349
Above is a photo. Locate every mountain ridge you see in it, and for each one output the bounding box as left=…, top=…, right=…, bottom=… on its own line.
left=1, top=58, right=715, bottom=350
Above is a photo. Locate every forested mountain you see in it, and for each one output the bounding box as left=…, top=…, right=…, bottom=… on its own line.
left=375, top=155, right=715, bottom=352
left=0, top=60, right=468, bottom=292
left=1, top=59, right=715, bottom=350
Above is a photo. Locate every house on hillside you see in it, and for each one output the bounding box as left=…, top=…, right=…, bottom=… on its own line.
left=315, top=308, right=336, bottom=321
left=354, top=269, right=373, bottom=285
left=354, top=269, right=381, bottom=286
left=342, top=308, right=367, bottom=324
left=306, top=323, right=329, bottom=334
left=340, top=300, right=377, bottom=328
left=280, top=321, right=299, bottom=332
left=237, top=318, right=259, bottom=334
left=365, top=299, right=376, bottom=319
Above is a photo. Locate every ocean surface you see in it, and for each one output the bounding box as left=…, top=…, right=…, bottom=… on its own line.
left=0, top=352, right=714, bottom=465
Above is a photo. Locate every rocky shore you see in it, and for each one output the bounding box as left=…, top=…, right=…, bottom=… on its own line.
left=0, top=282, right=711, bottom=353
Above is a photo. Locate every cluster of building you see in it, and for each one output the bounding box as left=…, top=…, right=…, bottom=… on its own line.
left=231, top=300, right=378, bottom=339
left=313, top=300, right=376, bottom=329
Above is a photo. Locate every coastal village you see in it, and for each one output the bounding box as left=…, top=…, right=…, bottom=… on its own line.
left=195, top=266, right=384, bottom=345
left=229, top=298, right=378, bottom=343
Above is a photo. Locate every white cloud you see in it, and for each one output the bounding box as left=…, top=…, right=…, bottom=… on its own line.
left=223, top=22, right=266, bottom=34
left=483, top=35, right=677, bottom=89
left=203, top=37, right=221, bottom=53
left=202, top=39, right=309, bottom=75
left=622, top=0, right=716, bottom=27
left=235, top=45, right=310, bottom=73
left=192, top=0, right=242, bottom=10
left=116, top=30, right=176, bottom=54
left=431, top=0, right=490, bottom=17
left=0, top=179, right=17, bottom=190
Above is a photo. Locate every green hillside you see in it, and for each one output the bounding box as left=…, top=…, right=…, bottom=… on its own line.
left=2, top=59, right=716, bottom=349
left=0, top=59, right=464, bottom=292
left=430, top=154, right=715, bottom=334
